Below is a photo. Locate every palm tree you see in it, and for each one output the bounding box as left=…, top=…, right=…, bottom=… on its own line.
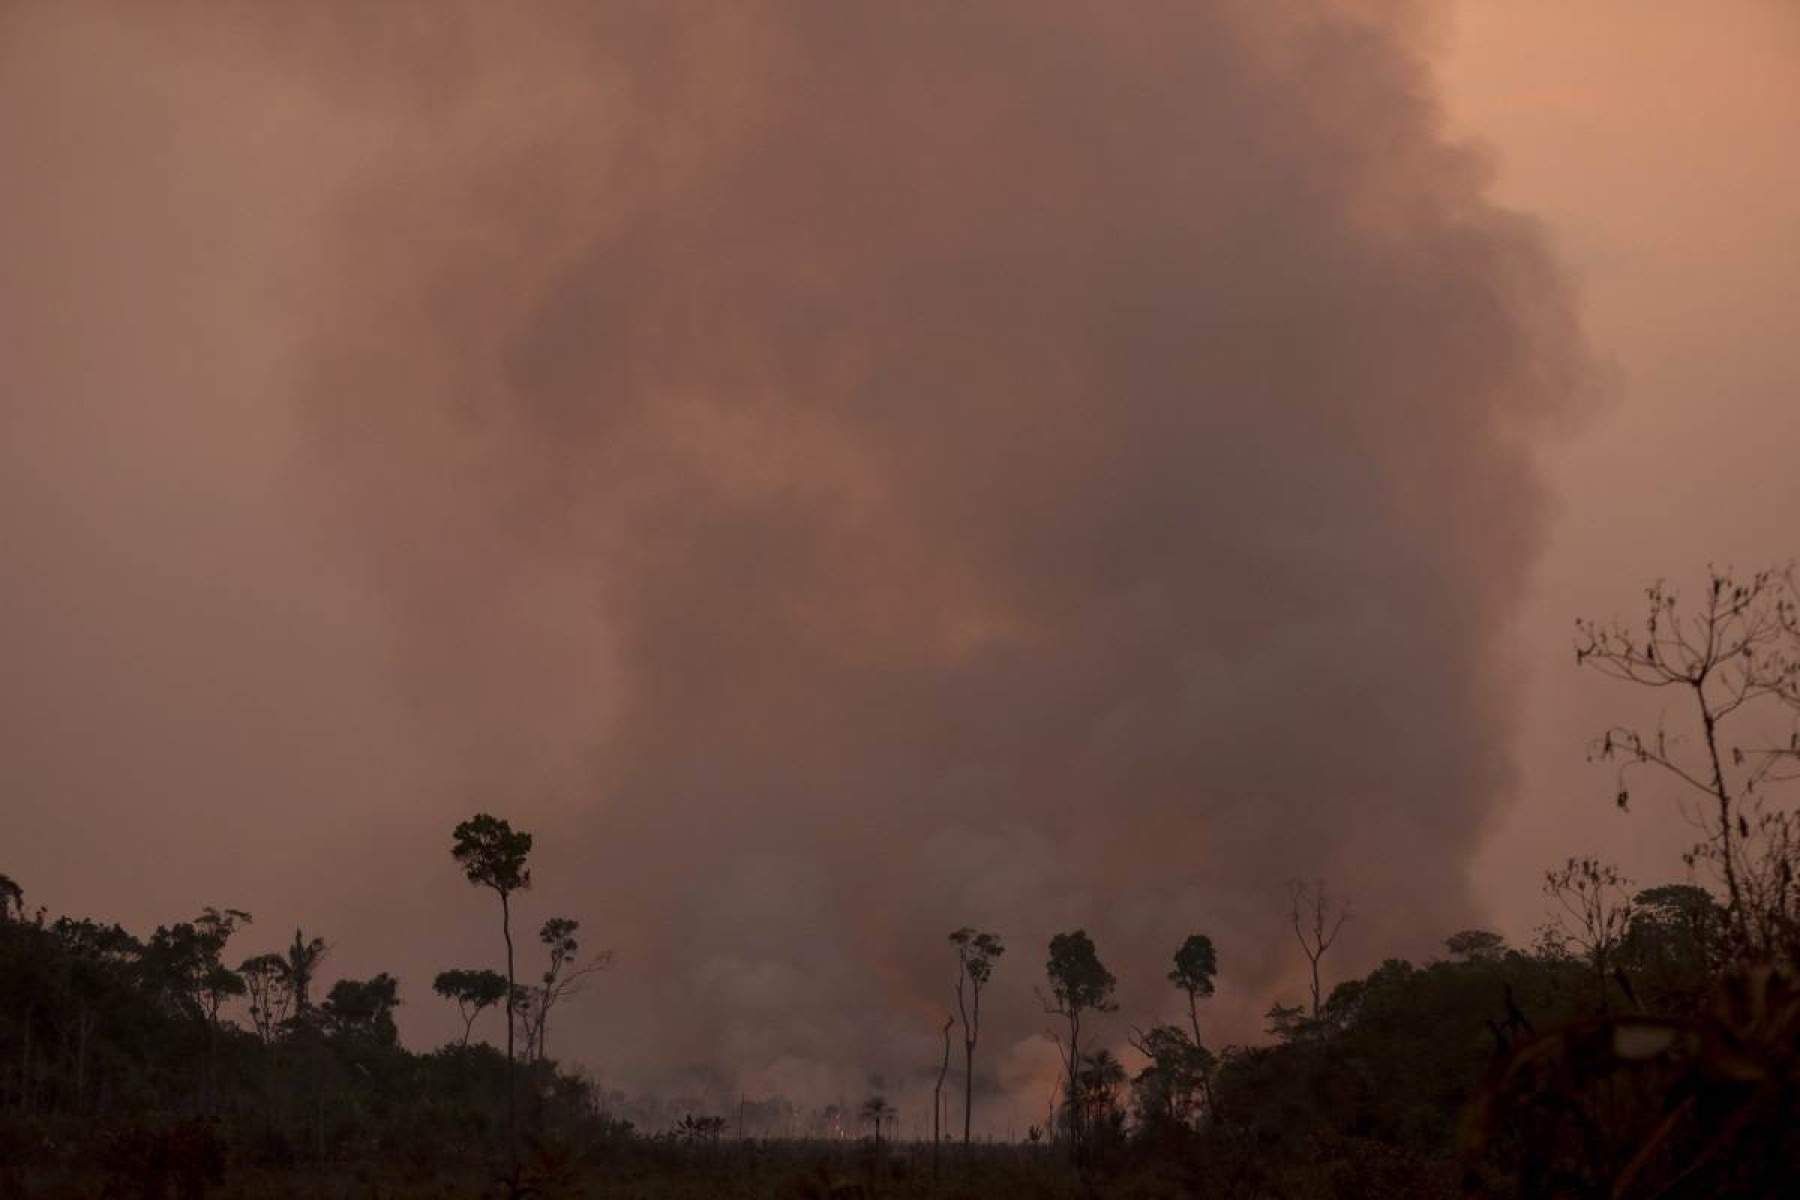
left=860, top=1095, right=897, bottom=1151
left=280, top=929, right=329, bottom=1019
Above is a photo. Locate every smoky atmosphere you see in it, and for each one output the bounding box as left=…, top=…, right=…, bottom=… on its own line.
left=4, top=3, right=1798, bottom=1198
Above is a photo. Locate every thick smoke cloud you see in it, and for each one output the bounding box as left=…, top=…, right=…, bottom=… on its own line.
left=4, top=1, right=1587, bottom=1128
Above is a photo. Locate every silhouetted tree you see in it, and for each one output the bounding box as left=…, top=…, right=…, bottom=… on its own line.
left=0, top=874, right=22, bottom=923
left=45, top=915, right=139, bottom=1109
left=1444, top=929, right=1508, bottom=963
left=452, top=812, right=532, bottom=1152
left=434, top=967, right=511, bottom=1046
left=1541, top=856, right=1634, bottom=1010
left=674, top=1113, right=726, bottom=1145
left=322, top=973, right=401, bottom=1044
left=949, top=926, right=1004, bottom=1146
left=141, top=908, right=249, bottom=1021
left=1622, top=883, right=1726, bottom=1007
left=139, top=907, right=249, bottom=1113
left=1289, top=879, right=1349, bottom=1017
left=1042, top=930, right=1116, bottom=1160
left=860, top=1093, right=896, bottom=1150
left=279, top=928, right=329, bottom=1019
left=1166, top=933, right=1219, bottom=1119
left=1129, top=1023, right=1211, bottom=1133
left=519, top=917, right=612, bottom=1062
left=1168, top=935, right=1216, bottom=1046
left=1577, top=565, right=1800, bottom=953
left=239, top=953, right=289, bottom=1043
left=932, top=1012, right=952, bottom=1169
left=1073, top=1048, right=1126, bottom=1153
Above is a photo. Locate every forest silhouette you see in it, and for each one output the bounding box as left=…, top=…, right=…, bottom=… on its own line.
left=4, top=564, right=1799, bottom=1197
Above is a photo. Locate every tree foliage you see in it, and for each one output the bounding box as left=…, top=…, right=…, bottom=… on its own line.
left=434, top=968, right=511, bottom=1046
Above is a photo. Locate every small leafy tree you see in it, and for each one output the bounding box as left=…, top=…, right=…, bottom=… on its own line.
left=949, top=927, right=1004, bottom=1145
left=322, top=973, right=401, bottom=1044
left=1444, top=929, right=1508, bottom=963
left=433, top=968, right=511, bottom=1045
left=519, top=917, right=612, bottom=1062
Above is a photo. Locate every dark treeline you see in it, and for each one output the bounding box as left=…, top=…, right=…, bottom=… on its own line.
left=0, top=817, right=624, bottom=1198
left=3, top=565, right=1799, bottom=1198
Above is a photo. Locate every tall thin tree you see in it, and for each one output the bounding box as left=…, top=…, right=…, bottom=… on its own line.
left=949, top=927, right=1004, bottom=1146
left=281, top=928, right=329, bottom=1019
left=452, top=813, right=533, bottom=1155
left=933, top=1012, right=953, bottom=1172
left=1168, top=933, right=1219, bottom=1118
left=1042, top=929, right=1116, bottom=1161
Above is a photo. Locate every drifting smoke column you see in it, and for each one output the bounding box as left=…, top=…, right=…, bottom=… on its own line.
left=14, top=0, right=1590, bottom=1128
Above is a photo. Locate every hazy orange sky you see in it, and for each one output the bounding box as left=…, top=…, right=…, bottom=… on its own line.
left=2, top=1, right=1796, bottom=1130
left=1443, top=0, right=1800, bottom=918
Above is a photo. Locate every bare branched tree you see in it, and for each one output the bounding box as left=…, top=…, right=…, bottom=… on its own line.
left=518, top=917, right=613, bottom=1063
left=239, top=953, right=291, bottom=1044
left=1541, top=856, right=1635, bottom=1010
left=1577, top=565, right=1800, bottom=955
left=1289, top=879, right=1349, bottom=1018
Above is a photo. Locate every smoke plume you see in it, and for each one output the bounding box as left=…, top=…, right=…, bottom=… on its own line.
left=3, top=1, right=1588, bottom=1128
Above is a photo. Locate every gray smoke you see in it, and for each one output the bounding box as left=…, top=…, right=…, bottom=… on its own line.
left=3, top=1, right=1589, bottom=1129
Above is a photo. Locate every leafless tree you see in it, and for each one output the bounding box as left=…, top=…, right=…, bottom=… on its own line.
left=1541, top=856, right=1635, bottom=1010
left=517, top=917, right=613, bottom=1063
left=1577, top=565, right=1800, bottom=955
left=1289, top=878, right=1349, bottom=1017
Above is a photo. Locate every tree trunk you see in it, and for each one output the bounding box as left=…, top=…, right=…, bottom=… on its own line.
left=1699, top=699, right=1746, bottom=941
left=934, top=1015, right=951, bottom=1173
left=962, top=1034, right=975, bottom=1146
left=1064, top=1013, right=1082, bottom=1162
left=75, top=1006, right=92, bottom=1112
left=20, top=1004, right=32, bottom=1115
left=501, top=890, right=517, bottom=1159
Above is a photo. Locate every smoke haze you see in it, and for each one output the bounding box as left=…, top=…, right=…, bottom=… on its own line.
left=4, top=1, right=1597, bottom=1126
